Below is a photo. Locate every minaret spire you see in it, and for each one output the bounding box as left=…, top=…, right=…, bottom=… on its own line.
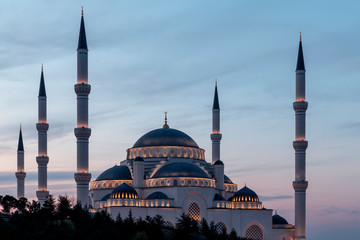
left=296, top=33, right=305, bottom=71
left=163, top=112, right=169, bottom=128
left=293, top=35, right=308, bottom=240
left=36, top=65, right=50, bottom=205
left=211, top=80, right=222, bottom=164
left=74, top=9, right=91, bottom=206
left=15, top=126, right=26, bottom=199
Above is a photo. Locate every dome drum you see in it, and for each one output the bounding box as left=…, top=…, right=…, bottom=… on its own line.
left=127, top=146, right=205, bottom=160
left=147, top=177, right=215, bottom=188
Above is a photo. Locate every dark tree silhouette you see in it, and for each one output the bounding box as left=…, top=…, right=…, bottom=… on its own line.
left=0, top=194, right=250, bottom=240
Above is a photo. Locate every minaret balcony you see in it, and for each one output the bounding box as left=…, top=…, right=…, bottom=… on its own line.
left=293, top=101, right=308, bottom=111
left=36, top=190, right=49, bottom=199
left=36, top=123, right=49, bottom=131
left=293, top=180, right=308, bottom=190
left=74, top=127, right=91, bottom=138
left=36, top=156, right=49, bottom=165
left=75, top=83, right=91, bottom=94
left=293, top=140, right=308, bottom=150
left=74, top=172, right=92, bottom=183
left=210, top=133, right=222, bottom=141
left=15, top=172, right=26, bottom=179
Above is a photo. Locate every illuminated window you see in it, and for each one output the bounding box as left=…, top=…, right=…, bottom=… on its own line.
left=181, top=180, right=185, bottom=186
left=246, top=225, right=263, bottom=240
left=215, top=222, right=227, bottom=234
left=188, top=202, right=200, bottom=221
left=188, top=180, right=191, bottom=186
left=166, top=180, right=171, bottom=186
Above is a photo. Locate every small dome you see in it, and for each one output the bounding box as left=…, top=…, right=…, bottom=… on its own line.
left=229, top=186, right=259, bottom=202
left=100, top=194, right=111, bottom=201
left=133, top=128, right=199, bottom=148
left=96, top=165, right=132, bottom=181
left=146, top=191, right=170, bottom=200
left=152, top=162, right=209, bottom=179
left=214, top=160, right=224, bottom=165
left=110, top=183, right=139, bottom=199
left=213, top=193, right=225, bottom=201
left=273, top=214, right=289, bottom=225
left=224, top=175, right=233, bottom=184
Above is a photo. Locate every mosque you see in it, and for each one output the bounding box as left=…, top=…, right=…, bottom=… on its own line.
left=14, top=11, right=309, bottom=240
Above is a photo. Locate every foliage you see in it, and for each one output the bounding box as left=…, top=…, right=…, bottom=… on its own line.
left=0, top=194, right=250, bottom=240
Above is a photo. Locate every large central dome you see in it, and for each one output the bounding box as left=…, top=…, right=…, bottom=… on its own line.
left=133, top=128, right=199, bottom=148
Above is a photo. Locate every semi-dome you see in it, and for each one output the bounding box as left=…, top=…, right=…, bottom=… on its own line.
left=96, top=165, right=132, bottom=181
left=110, top=183, right=139, bottom=199
left=133, top=128, right=199, bottom=148
left=151, top=162, right=209, bottom=179
left=146, top=191, right=170, bottom=200
left=229, top=186, right=259, bottom=202
left=272, top=214, right=289, bottom=225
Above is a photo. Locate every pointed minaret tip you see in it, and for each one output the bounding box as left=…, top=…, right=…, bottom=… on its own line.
left=18, top=126, right=24, bottom=152
left=212, top=80, right=220, bottom=110
left=81, top=6, right=84, bottom=16
left=78, top=8, right=88, bottom=50
left=296, top=34, right=305, bottom=71
left=163, top=112, right=169, bottom=129
left=39, top=65, right=47, bottom=97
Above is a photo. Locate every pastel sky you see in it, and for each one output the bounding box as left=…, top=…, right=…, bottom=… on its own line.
left=0, top=1, right=359, bottom=239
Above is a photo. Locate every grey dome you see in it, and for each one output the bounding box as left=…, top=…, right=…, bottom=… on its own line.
left=214, top=160, right=224, bottom=165
left=152, top=162, right=209, bottom=179
left=229, top=186, right=259, bottom=202
left=213, top=193, right=225, bottom=201
left=273, top=214, right=289, bottom=225
left=133, top=128, right=199, bottom=148
left=100, top=194, right=111, bottom=201
left=96, top=165, right=132, bottom=181
left=146, top=191, right=170, bottom=200
left=224, top=175, right=233, bottom=184
left=110, top=183, right=138, bottom=199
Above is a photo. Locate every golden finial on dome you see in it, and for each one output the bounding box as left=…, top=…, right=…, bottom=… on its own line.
left=163, top=112, right=169, bottom=128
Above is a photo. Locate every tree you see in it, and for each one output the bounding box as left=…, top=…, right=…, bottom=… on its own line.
left=1, top=195, right=17, bottom=214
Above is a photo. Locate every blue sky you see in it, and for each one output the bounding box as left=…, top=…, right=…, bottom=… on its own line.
left=0, top=1, right=359, bottom=239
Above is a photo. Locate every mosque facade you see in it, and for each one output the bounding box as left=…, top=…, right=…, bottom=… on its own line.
left=15, top=12, right=310, bottom=240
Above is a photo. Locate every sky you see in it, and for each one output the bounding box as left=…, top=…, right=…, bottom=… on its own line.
left=0, top=0, right=359, bottom=239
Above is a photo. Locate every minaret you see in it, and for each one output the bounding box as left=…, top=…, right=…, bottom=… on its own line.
left=36, top=65, right=49, bottom=205
left=74, top=9, right=91, bottom=206
left=210, top=81, right=222, bottom=164
left=293, top=33, right=308, bottom=240
left=15, top=126, right=26, bottom=199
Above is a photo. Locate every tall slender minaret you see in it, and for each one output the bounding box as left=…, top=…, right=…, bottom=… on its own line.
left=74, top=9, right=91, bottom=206
left=15, top=126, right=26, bottom=199
left=36, top=65, right=49, bottom=205
left=210, top=81, right=222, bottom=164
left=293, top=33, right=308, bottom=240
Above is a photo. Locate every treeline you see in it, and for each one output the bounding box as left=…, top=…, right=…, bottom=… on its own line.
left=0, top=195, right=250, bottom=240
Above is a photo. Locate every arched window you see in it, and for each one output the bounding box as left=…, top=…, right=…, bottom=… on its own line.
left=174, top=180, right=178, bottom=186
left=246, top=225, right=263, bottom=240
left=215, top=222, right=227, bottom=234
left=188, top=202, right=201, bottom=221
